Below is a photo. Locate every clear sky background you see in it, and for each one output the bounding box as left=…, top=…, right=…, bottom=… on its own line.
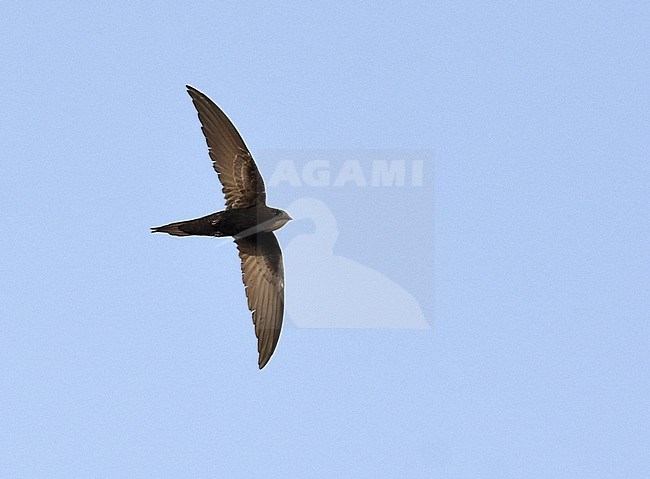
left=1, top=2, right=648, bottom=478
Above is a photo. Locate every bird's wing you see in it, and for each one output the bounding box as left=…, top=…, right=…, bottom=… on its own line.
left=187, top=85, right=266, bottom=209
left=235, top=232, right=284, bottom=368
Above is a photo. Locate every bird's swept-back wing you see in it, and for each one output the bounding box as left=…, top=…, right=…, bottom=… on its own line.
left=235, top=232, right=284, bottom=368
left=187, top=85, right=266, bottom=209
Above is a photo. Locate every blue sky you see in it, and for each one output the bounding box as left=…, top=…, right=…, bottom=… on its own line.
left=1, top=2, right=648, bottom=478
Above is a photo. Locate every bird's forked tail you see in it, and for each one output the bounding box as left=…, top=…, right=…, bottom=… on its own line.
left=150, top=220, right=192, bottom=236
left=151, top=213, right=221, bottom=237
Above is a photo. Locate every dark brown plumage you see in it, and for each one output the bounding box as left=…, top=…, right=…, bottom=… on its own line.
left=152, top=86, right=291, bottom=369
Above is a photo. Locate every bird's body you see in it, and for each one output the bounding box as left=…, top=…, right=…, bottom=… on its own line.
left=152, top=205, right=291, bottom=238
left=152, top=86, right=291, bottom=369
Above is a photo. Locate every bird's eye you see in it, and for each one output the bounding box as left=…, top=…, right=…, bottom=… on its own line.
left=274, top=211, right=279, bottom=215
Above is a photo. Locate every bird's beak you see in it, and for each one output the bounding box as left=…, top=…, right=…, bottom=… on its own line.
left=284, top=213, right=293, bottom=221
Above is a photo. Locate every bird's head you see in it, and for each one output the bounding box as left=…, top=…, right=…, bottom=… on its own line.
left=259, top=208, right=292, bottom=231
left=267, top=208, right=292, bottom=231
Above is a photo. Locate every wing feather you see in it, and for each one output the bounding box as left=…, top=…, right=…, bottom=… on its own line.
left=186, top=85, right=266, bottom=209
left=235, top=232, right=284, bottom=368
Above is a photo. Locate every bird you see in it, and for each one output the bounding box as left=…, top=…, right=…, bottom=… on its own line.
left=152, top=86, right=292, bottom=369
